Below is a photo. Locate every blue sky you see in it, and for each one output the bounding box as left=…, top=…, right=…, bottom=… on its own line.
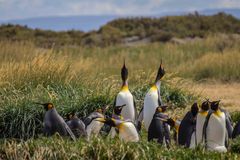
left=0, top=0, right=240, bottom=20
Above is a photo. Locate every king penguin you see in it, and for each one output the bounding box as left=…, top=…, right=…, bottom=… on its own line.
left=178, top=102, right=199, bottom=148
left=196, top=100, right=210, bottom=145
left=84, top=106, right=108, bottom=138
left=114, top=60, right=137, bottom=124
left=109, top=104, right=126, bottom=138
left=96, top=117, right=139, bottom=142
left=148, top=105, right=173, bottom=148
left=138, top=62, right=165, bottom=131
left=36, top=102, right=76, bottom=141
left=202, top=100, right=228, bottom=152
left=66, top=112, right=87, bottom=138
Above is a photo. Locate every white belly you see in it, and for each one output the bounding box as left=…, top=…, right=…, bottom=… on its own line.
left=190, top=131, right=196, bottom=148
left=206, top=114, right=226, bottom=152
left=116, top=91, right=135, bottom=122
left=119, top=122, right=139, bottom=142
left=86, top=120, right=104, bottom=137
left=143, top=90, right=159, bottom=130
left=196, top=114, right=207, bottom=145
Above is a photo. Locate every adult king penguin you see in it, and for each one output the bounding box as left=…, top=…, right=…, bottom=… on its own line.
left=109, top=104, right=126, bottom=138
left=148, top=106, right=173, bottom=148
left=138, top=62, right=165, bottom=131
left=84, top=106, right=108, bottom=138
left=196, top=100, right=210, bottom=145
left=96, top=117, right=139, bottom=142
left=178, top=102, right=199, bottom=148
left=114, top=60, right=137, bottom=124
left=66, top=112, right=87, bottom=138
left=202, top=100, right=228, bottom=152
left=36, top=102, right=76, bottom=141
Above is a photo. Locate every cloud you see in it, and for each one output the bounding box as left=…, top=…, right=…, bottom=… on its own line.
left=0, top=0, right=239, bottom=20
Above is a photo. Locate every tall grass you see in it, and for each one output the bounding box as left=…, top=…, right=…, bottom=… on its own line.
left=0, top=44, right=196, bottom=139
left=0, top=35, right=239, bottom=159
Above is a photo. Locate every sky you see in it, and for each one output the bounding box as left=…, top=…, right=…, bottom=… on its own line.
left=0, top=0, right=240, bottom=20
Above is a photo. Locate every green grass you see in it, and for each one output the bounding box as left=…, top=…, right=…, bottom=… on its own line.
left=0, top=136, right=239, bottom=160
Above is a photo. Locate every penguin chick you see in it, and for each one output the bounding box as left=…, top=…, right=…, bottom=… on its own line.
left=178, top=102, right=199, bottom=148
left=148, top=106, right=172, bottom=148
left=97, top=117, right=139, bottom=142
left=36, top=102, right=76, bottom=141
left=66, top=112, right=87, bottom=138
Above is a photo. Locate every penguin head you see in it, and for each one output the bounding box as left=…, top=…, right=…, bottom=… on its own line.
left=191, top=102, right=199, bottom=117
left=35, top=102, right=54, bottom=111
left=201, top=99, right=210, bottom=111
left=121, top=59, right=128, bottom=85
left=114, top=104, right=126, bottom=115
left=210, top=100, right=220, bottom=111
left=156, top=105, right=168, bottom=113
left=155, top=61, right=165, bottom=83
left=66, top=111, right=76, bottom=120
left=96, top=108, right=103, bottom=114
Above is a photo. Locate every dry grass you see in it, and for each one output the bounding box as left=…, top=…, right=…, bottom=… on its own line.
left=185, top=81, right=240, bottom=112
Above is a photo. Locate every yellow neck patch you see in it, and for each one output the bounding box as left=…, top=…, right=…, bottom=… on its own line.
left=121, top=85, right=129, bottom=91
left=199, top=111, right=208, bottom=117
left=150, top=85, right=158, bottom=91
left=214, top=110, right=224, bottom=117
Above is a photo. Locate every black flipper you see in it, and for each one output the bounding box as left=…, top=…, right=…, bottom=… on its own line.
left=136, top=106, right=144, bottom=132
left=232, top=120, right=240, bottom=139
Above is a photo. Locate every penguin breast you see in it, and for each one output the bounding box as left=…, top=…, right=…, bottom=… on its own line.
left=196, top=114, right=207, bottom=144
left=206, top=114, right=226, bottom=150
left=118, top=122, right=139, bottom=142
left=86, top=120, right=104, bottom=137
left=143, top=89, right=159, bottom=130
left=116, top=91, right=135, bottom=121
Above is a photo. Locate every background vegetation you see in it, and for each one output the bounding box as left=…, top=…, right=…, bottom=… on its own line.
left=1, top=12, right=240, bottom=47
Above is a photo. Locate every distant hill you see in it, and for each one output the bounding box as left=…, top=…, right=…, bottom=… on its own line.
left=1, top=15, right=119, bottom=32
left=0, top=12, right=240, bottom=47
left=0, top=8, right=239, bottom=32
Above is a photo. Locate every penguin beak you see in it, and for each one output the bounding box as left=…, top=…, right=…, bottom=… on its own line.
left=117, top=104, right=126, bottom=109
left=155, top=60, right=165, bottom=82
left=95, top=118, right=106, bottom=123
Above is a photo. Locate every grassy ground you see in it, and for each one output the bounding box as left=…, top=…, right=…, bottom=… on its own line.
left=0, top=35, right=240, bottom=159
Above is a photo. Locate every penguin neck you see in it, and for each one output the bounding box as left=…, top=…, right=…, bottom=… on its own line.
left=155, top=81, right=161, bottom=90
left=151, top=81, right=161, bottom=91
left=121, top=81, right=129, bottom=91
left=213, top=109, right=223, bottom=117
left=199, top=109, right=208, bottom=116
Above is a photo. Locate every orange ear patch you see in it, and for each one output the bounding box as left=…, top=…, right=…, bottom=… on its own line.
left=48, top=104, right=53, bottom=109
